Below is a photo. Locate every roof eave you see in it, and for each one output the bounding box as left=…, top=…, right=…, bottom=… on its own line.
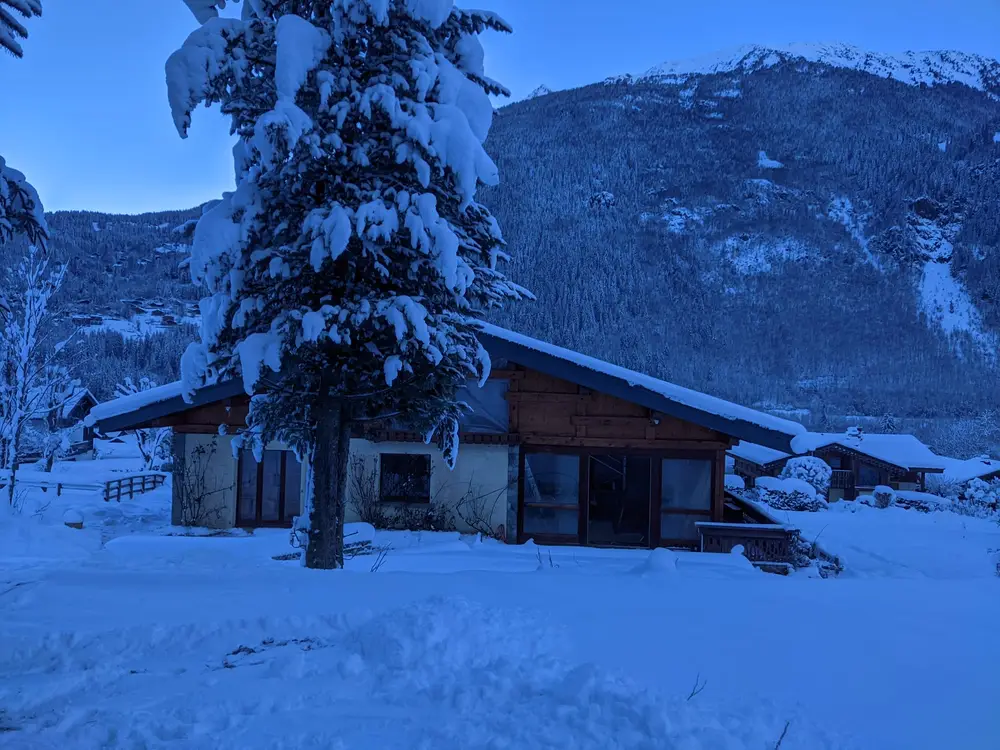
left=91, top=378, right=247, bottom=433
left=478, top=330, right=799, bottom=453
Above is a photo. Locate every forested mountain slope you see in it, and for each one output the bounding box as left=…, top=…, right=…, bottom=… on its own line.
left=484, top=44, right=1000, bottom=420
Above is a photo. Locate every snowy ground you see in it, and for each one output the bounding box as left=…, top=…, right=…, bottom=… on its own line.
left=1, top=466, right=998, bottom=749
left=765, top=497, right=1000, bottom=579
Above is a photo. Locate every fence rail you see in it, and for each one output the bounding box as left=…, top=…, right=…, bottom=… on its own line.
left=0, top=469, right=167, bottom=501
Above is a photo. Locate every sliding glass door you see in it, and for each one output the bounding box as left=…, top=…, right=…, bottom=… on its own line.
left=519, top=448, right=717, bottom=548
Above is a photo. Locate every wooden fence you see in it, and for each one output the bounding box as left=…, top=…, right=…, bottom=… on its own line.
left=0, top=469, right=167, bottom=502
left=102, top=473, right=167, bottom=502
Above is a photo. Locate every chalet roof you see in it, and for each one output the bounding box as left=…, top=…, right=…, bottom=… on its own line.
left=727, top=441, right=791, bottom=468
left=29, top=386, right=97, bottom=421
left=88, top=324, right=807, bottom=452
left=941, top=456, right=1000, bottom=484
left=789, top=432, right=948, bottom=472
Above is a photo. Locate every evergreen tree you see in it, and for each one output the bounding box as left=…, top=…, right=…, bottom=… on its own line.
left=0, top=1, right=46, bottom=251
left=168, top=0, right=526, bottom=568
left=877, top=412, right=898, bottom=433
left=0, top=0, right=42, bottom=58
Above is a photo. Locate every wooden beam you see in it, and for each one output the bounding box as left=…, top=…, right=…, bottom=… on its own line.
left=570, top=416, right=649, bottom=427
left=506, top=392, right=594, bottom=403
left=520, top=435, right=732, bottom=451
left=488, top=369, right=525, bottom=380
left=173, top=424, right=233, bottom=435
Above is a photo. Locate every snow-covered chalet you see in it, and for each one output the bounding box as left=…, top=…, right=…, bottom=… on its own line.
left=88, top=324, right=807, bottom=552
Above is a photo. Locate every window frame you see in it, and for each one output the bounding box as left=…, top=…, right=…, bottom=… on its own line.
left=378, top=452, right=432, bottom=504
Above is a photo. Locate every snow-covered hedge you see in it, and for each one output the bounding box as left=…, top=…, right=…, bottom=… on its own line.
left=955, top=478, right=1000, bottom=519
left=754, top=476, right=828, bottom=512
left=779, top=456, right=832, bottom=496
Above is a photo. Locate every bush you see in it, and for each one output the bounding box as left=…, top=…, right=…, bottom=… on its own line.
left=754, top=476, right=828, bottom=512
left=872, top=485, right=896, bottom=509
left=955, top=478, right=1000, bottom=519
left=780, top=456, right=832, bottom=496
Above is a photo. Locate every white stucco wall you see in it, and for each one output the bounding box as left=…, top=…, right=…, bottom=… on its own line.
left=174, top=433, right=510, bottom=536
left=177, top=433, right=239, bottom=528
left=344, top=440, right=510, bottom=535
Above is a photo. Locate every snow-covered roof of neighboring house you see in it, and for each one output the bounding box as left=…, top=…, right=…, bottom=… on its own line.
left=88, top=324, right=807, bottom=452
left=727, top=442, right=791, bottom=467
left=476, top=323, right=805, bottom=451
left=789, top=432, right=948, bottom=472
left=29, top=386, right=98, bottom=421
left=940, top=456, right=1000, bottom=484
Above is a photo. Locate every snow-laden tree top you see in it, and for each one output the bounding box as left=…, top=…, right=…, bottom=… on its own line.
left=167, top=0, right=526, bottom=467
left=0, top=0, right=43, bottom=58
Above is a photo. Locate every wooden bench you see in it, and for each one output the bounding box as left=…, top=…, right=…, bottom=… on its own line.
left=695, top=521, right=796, bottom=565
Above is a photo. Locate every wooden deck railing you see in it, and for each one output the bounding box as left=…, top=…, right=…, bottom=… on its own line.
left=830, top=469, right=855, bottom=490
left=0, top=469, right=167, bottom=502
left=102, top=473, right=167, bottom=502
left=696, top=521, right=795, bottom=564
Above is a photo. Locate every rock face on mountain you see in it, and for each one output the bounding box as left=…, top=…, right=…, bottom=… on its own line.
left=482, top=44, right=1000, bottom=419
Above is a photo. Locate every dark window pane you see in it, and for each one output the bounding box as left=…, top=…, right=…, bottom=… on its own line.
left=524, top=507, right=578, bottom=535
left=660, top=512, right=709, bottom=542
left=661, top=459, right=713, bottom=511
left=261, top=451, right=282, bottom=522
left=238, top=453, right=259, bottom=524
left=524, top=453, right=579, bottom=507
left=380, top=453, right=431, bottom=503
left=827, top=455, right=842, bottom=469
left=284, top=454, right=303, bottom=518
left=858, top=463, right=879, bottom=487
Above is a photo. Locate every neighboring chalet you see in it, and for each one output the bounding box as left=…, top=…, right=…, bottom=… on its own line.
left=87, top=324, right=806, bottom=550
left=28, top=387, right=99, bottom=453
left=729, top=432, right=948, bottom=501
left=940, top=457, right=1000, bottom=487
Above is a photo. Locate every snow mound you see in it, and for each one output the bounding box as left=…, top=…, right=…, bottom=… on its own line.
left=631, top=547, right=679, bottom=576
left=62, top=509, right=84, bottom=527
left=725, top=474, right=746, bottom=490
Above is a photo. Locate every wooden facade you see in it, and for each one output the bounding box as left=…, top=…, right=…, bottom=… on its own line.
left=147, top=364, right=738, bottom=548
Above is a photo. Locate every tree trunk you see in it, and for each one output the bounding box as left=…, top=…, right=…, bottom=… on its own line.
left=306, top=398, right=352, bottom=569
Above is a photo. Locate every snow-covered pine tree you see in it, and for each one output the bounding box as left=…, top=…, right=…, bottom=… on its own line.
left=0, top=1, right=47, bottom=251
left=168, top=0, right=527, bottom=568
left=877, top=413, right=898, bottom=433
left=0, top=0, right=42, bottom=58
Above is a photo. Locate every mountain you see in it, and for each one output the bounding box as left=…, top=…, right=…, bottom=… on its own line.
left=635, top=43, right=1000, bottom=95
left=15, top=43, right=1000, bottom=454
left=524, top=84, right=553, bottom=100
left=482, top=43, right=1000, bottom=426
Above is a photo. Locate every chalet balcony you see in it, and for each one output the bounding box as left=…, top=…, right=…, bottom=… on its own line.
left=830, top=470, right=855, bottom=490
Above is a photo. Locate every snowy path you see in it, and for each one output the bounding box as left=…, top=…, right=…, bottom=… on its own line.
left=1, top=532, right=998, bottom=749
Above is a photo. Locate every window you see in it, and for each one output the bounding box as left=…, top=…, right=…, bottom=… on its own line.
left=522, top=452, right=579, bottom=537
left=237, top=450, right=303, bottom=527
left=379, top=453, right=431, bottom=503
left=660, top=458, right=713, bottom=543
left=858, top=463, right=880, bottom=487
left=827, top=455, right=842, bottom=469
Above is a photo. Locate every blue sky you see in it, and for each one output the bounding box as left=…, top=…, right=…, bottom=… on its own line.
left=1, top=0, right=997, bottom=214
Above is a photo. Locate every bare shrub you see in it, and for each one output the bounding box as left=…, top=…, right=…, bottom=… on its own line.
left=176, top=440, right=230, bottom=527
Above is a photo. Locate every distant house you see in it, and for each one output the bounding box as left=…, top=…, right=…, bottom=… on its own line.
left=87, top=323, right=806, bottom=552
left=729, top=432, right=948, bottom=500
left=940, top=457, right=1000, bottom=487
left=28, top=387, right=98, bottom=448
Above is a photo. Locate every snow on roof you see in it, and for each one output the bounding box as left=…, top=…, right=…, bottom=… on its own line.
left=477, top=323, right=806, bottom=439
left=941, top=456, right=1000, bottom=484
left=728, top=442, right=790, bottom=466
left=789, top=432, right=948, bottom=471
left=85, top=382, right=184, bottom=427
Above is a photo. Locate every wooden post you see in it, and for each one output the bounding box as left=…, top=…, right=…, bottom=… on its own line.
left=57, top=483, right=62, bottom=497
